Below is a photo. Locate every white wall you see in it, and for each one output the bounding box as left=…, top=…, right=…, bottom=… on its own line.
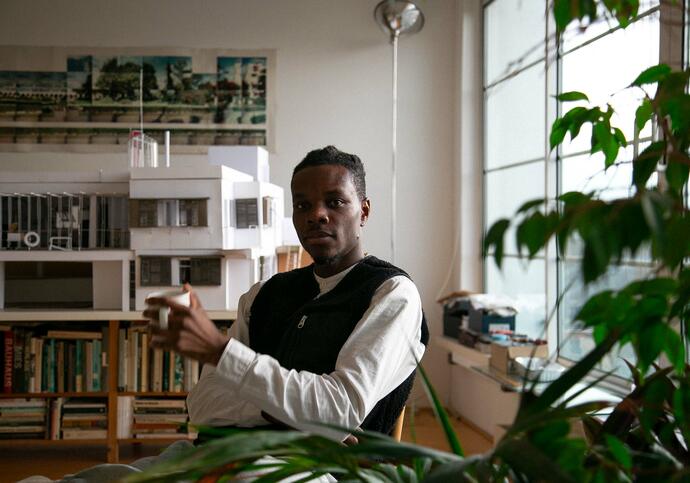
left=0, top=0, right=461, bottom=403
left=93, top=260, right=124, bottom=309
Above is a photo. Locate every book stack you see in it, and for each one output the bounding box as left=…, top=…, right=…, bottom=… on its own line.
left=61, top=400, right=107, bottom=440
left=132, top=398, right=191, bottom=439
left=1, top=325, right=108, bottom=393
left=0, top=398, right=46, bottom=439
left=118, top=327, right=198, bottom=392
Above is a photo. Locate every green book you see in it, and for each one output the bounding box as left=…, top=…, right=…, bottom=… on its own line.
left=173, top=353, right=184, bottom=393
left=162, top=351, right=170, bottom=392
left=75, top=340, right=83, bottom=392
left=47, top=339, right=56, bottom=393
left=92, top=339, right=101, bottom=391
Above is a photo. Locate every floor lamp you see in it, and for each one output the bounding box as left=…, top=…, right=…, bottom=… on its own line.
left=374, top=0, right=424, bottom=264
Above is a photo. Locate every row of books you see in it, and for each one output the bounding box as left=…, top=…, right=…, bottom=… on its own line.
left=0, top=398, right=46, bottom=439
left=117, top=396, right=196, bottom=440
left=118, top=327, right=199, bottom=393
left=2, top=326, right=108, bottom=394
left=0, top=398, right=107, bottom=440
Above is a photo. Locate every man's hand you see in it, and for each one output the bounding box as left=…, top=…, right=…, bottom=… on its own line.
left=144, top=284, right=230, bottom=366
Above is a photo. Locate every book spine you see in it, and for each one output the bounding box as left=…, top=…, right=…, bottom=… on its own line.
left=140, top=332, right=149, bottom=392
left=173, top=352, right=183, bottom=393
left=66, top=342, right=75, bottom=393
left=48, top=339, right=56, bottom=393
left=75, top=340, right=83, bottom=392
left=117, top=328, right=126, bottom=391
left=93, top=339, right=101, bottom=391
left=12, top=328, right=24, bottom=392
left=163, top=350, right=170, bottom=392
left=22, top=331, right=32, bottom=393
left=100, top=326, right=109, bottom=390
left=3, top=331, right=12, bottom=393
left=152, top=348, right=162, bottom=392
left=41, top=340, right=49, bottom=392
left=29, top=337, right=37, bottom=393
left=85, top=341, right=93, bottom=391
left=56, top=341, right=65, bottom=393
left=126, top=328, right=135, bottom=392
left=132, top=329, right=139, bottom=392
left=35, top=338, right=43, bottom=392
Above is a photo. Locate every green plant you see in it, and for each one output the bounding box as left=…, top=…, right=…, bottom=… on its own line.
left=128, top=2, right=690, bottom=481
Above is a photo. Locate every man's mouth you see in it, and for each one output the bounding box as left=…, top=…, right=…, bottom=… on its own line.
left=304, top=231, right=334, bottom=240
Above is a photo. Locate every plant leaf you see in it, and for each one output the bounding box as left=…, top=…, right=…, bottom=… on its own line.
left=557, top=91, right=589, bottom=102
left=635, top=98, right=653, bottom=132
left=631, top=64, right=672, bottom=87
left=415, top=362, right=464, bottom=457
left=604, top=435, right=632, bottom=470
left=632, top=141, right=664, bottom=189
left=483, top=218, right=511, bottom=269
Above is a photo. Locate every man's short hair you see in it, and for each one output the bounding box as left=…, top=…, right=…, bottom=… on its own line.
left=292, top=146, right=367, bottom=201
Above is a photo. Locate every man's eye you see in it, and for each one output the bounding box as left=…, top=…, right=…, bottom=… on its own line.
left=293, top=202, right=307, bottom=210
left=328, top=199, right=345, bottom=208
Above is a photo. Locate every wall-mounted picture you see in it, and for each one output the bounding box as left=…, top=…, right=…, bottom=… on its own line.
left=0, top=46, right=272, bottom=148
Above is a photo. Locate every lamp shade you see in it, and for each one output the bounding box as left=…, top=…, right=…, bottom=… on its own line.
left=374, top=0, right=425, bottom=39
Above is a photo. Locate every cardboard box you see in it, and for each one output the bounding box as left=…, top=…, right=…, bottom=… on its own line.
left=490, top=342, right=549, bottom=374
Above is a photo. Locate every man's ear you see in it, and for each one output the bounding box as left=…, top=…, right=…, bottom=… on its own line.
left=360, top=198, right=371, bottom=226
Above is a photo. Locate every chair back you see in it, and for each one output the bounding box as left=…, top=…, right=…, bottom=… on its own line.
left=391, top=406, right=405, bottom=442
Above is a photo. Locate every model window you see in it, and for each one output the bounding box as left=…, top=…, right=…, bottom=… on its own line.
left=179, top=258, right=192, bottom=284
left=140, top=257, right=171, bottom=286
left=179, top=199, right=206, bottom=227
left=235, top=198, right=258, bottom=228
left=138, top=200, right=158, bottom=228
left=190, top=258, right=221, bottom=286
left=262, top=196, right=274, bottom=227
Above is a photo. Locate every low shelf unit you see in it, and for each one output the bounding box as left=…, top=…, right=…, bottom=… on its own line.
left=0, top=310, right=235, bottom=462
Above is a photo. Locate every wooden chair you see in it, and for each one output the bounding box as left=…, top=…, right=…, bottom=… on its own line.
left=391, top=407, right=405, bottom=442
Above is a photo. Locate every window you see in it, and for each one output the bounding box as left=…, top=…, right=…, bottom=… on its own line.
left=140, top=257, right=171, bottom=286
left=179, top=258, right=191, bottom=284
left=235, top=198, right=258, bottom=228
left=130, top=199, right=207, bottom=228
left=136, top=200, right=158, bottom=228
left=482, top=1, right=682, bottom=380
left=190, top=258, right=221, bottom=285
left=179, top=200, right=206, bottom=226
left=262, top=196, right=274, bottom=227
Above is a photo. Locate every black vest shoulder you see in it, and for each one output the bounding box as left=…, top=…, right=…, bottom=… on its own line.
left=248, top=256, right=429, bottom=435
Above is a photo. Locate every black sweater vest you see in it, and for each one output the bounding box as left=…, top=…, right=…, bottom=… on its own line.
left=248, top=256, right=429, bottom=435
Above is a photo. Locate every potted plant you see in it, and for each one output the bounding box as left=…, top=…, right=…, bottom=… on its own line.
left=128, top=1, right=689, bottom=481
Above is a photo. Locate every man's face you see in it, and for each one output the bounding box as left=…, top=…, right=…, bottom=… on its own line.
left=291, top=164, right=370, bottom=277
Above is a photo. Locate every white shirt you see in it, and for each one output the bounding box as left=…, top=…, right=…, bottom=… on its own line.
left=186, top=263, right=425, bottom=441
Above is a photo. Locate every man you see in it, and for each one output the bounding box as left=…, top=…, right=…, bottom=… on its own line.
left=147, top=145, right=428, bottom=441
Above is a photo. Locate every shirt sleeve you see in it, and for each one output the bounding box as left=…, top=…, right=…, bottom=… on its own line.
left=213, top=275, right=425, bottom=441
left=186, top=281, right=268, bottom=427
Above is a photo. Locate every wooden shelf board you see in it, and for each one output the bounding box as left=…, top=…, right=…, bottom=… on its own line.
left=0, top=310, right=236, bottom=321
left=0, top=438, right=108, bottom=446
left=0, top=392, right=108, bottom=398
left=119, top=392, right=188, bottom=397
left=433, top=336, right=491, bottom=368
left=118, top=437, right=194, bottom=444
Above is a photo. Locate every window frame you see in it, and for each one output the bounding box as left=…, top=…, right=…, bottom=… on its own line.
left=481, top=0, right=686, bottom=387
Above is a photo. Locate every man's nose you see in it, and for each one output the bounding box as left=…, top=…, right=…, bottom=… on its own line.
left=307, top=204, right=329, bottom=224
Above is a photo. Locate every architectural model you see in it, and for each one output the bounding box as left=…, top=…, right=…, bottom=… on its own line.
left=0, top=146, right=284, bottom=312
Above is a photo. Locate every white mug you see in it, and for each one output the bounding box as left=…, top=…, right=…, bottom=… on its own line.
left=145, top=289, right=191, bottom=330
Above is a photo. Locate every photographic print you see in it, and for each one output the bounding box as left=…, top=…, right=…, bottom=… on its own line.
left=0, top=47, right=271, bottom=148
left=217, top=57, right=243, bottom=124
left=241, top=57, right=267, bottom=125
left=0, top=71, right=16, bottom=120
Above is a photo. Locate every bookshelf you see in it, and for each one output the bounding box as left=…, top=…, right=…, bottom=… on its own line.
left=0, top=311, right=236, bottom=463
